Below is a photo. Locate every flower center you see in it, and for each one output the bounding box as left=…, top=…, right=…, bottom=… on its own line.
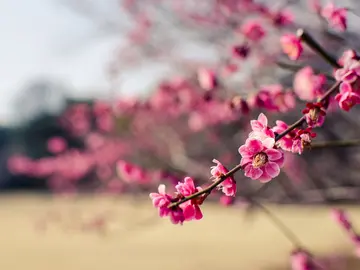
left=252, top=152, right=268, bottom=168
left=309, top=108, right=319, bottom=122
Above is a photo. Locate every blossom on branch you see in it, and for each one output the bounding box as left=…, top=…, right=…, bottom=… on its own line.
left=239, top=138, right=284, bottom=182
left=210, top=159, right=236, bottom=197
left=321, top=2, right=347, bottom=32
left=293, top=66, right=326, bottom=101
left=280, top=34, right=303, bottom=60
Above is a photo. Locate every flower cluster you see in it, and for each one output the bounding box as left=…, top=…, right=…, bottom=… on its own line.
left=334, top=50, right=360, bottom=111
left=149, top=177, right=204, bottom=224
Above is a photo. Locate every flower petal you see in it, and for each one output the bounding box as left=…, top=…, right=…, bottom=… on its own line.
left=244, top=164, right=263, bottom=180
left=264, top=149, right=283, bottom=161
left=246, top=138, right=263, bottom=154
left=258, top=113, right=268, bottom=126
left=265, top=162, right=280, bottom=178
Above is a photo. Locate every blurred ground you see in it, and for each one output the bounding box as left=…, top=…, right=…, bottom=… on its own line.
left=0, top=194, right=359, bottom=270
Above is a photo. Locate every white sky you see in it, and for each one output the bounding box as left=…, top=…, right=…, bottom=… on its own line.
left=0, top=0, right=166, bottom=124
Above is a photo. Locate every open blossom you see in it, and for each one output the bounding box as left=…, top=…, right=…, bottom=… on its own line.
left=334, top=58, right=360, bottom=83
left=273, top=121, right=316, bottom=154
left=272, top=120, right=295, bottom=152
left=239, top=138, right=284, bottom=183
left=249, top=113, right=275, bottom=142
left=335, top=82, right=360, bottom=111
left=280, top=34, right=303, bottom=60
left=241, top=20, right=266, bottom=42
left=210, top=159, right=236, bottom=197
left=149, top=184, right=185, bottom=224
left=321, top=2, right=347, bottom=32
left=175, top=177, right=203, bottom=221
left=302, top=102, right=326, bottom=128
left=293, top=66, right=326, bottom=101
left=150, top=177, right=204, bottom=224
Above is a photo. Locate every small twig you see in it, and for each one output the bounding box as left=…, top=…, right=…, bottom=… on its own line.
left=251, top=200, right=303, bottom=248
left=311, top=138, right=360, bottom=149
left=297, top=29, right=341, bottom=68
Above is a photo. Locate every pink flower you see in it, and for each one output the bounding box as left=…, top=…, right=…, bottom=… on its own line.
left=210, top=159, right=236, bottom=197
left=280, top=34, right=303, bottom=60
left=338, top=49, right=359, bottom=67
left=175, top=177, right=204, bottom=221
left=335, top=82, right=360, bottom=111
left=249, top=113, right=275, bottom=143
left=293, top=66, right=326, bottom=101
left=149, top=185, right=185, bottom=224
left=272, top=120, right=295, bottom=152
left=302, top=102, right=326, bottom=128
left=321, top=2, right=347, bottom=32
left=239, top=138, right=284, bottom=182
left=334, top=58, right=360, bottom=83
left=291, top=128, right=316, bottom=154
left=241, top=20, right=266, bottom=42
left=197, top=68, right=217, bottom=91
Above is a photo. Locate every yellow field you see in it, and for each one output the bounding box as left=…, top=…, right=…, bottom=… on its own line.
left=0, top=194, right=359, bottom=270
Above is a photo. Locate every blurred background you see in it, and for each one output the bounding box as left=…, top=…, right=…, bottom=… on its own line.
left=1, top=0, right=360, bottom=269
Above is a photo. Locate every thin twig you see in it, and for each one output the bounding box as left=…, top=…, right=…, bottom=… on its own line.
left=297, top=29, right=341, bottom=68
left=251, top=200, right=303, bottom=248
left=311, top=138, right=360, bottom=149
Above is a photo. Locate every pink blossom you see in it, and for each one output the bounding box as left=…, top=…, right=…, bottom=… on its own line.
left=321, top=2, right=347, bottom=32
left=248, top=113, right=275, bottom=143
left=291, top=128, right=316, bottom=154
left=175, top=176, right=198, bottom=196
left=338, top=49, right=359, bottom=67
left=293, top=66, right=326, bottom=101
left=335, top=82, right=360, bottom=111
left=280, top=34, right=303, bottom=60
left=334, top=58, right=360, bottom=83
left=149, top=184, right=185, bottom=224
left=197, top=68, right=217, bottom=91
left=175, top=177, right=203, bottom=221
left=239, top=138, right=284, bottom=182
left=210, top=159, right=236, bottom=197
left=241, top=20, right=266, bottom=42
left=272, top=120, right=295, bottom=152
left=302, top=102, right=326, bottom=128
